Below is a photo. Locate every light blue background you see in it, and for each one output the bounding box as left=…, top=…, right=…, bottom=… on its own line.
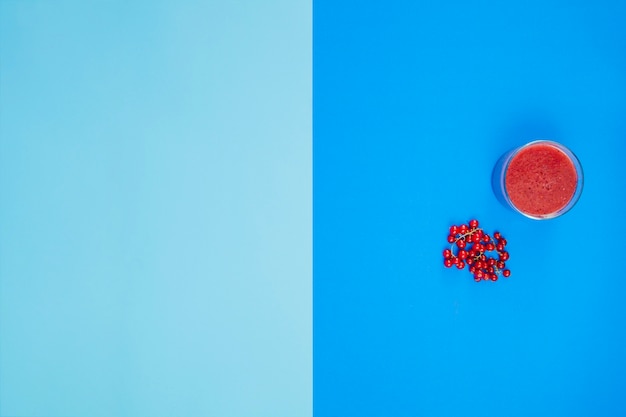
left=314, top=0, right=626, bottom=416
left=0, top=1, right=311, bottom=416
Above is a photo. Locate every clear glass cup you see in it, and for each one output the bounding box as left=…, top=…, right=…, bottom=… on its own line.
left=492, top=140, right=583, bottom=220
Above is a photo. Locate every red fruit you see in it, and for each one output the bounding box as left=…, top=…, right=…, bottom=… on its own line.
left=442, top=223, right=510, bottom=280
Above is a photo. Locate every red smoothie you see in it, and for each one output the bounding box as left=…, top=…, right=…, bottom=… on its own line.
left=504, top=143, right=578, bottom=217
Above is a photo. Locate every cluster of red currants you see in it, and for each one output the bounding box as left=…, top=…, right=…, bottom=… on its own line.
left=443, top=219, right=510, bottom=282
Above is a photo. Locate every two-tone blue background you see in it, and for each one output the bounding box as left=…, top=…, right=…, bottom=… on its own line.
left=2, top=0, right=626, bottom=416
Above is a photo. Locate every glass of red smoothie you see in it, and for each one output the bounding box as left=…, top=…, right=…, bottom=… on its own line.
left=492, top=140, right=583, bottom=219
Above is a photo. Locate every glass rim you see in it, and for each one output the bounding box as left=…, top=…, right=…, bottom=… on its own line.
left=500, top=140, right=584, bottom=220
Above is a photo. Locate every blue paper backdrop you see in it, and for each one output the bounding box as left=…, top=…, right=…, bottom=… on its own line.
left=314, top=1, right=626, bottom=416
left=0, top=1, right=311, bottom=416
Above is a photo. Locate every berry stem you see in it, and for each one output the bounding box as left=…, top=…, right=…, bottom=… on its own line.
left=449, top=227, right=484, bottom=252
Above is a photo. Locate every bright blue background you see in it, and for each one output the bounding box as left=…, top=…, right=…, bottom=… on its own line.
left=0, top=1, right=310, bottom=416
left=314, top=1, right=626, bottom=416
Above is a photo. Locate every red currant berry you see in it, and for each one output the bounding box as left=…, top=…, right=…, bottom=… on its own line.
left=486, top=243, right=495, bottom=251
left=443, top=249, right=452, bottom=259
left=468, top=249, right=476, bottom=257
left=498, top=238, right=507, bottom=246
left=457, top=239, right=466, bottom=249
left=444, top=258, right=454, bottom=267
left=456, top=261, right=465, bottom=269
left=451, top=256, right=459, bottom=265
left=490, top=274, right=498, bottom=281
left=493, top=232, right=501, bottom=240
left=472, top=233, right=481, bottom=243
left=474, top=276, right=481, bottom=282
left=469, top=219, right=479, bottom=229
left=487, top=266, right=495, bottom=273
left=480, top=254, right=487, bottom=261
left=503, top=269, right=511, bottom=278
left=458, top=250, right=467, bottom=260
left=447, top=235, right=455, bottom=243
left=474, top=243, right=484, bottom=252
left=487, top=258, right=496, bottom=266
left=467, top=258, right=475, bottom=266
left=482, top=235, right=490, bottom=243
left=496, top=261, right=505, bottom=269
left=469, top=266, right=476, bottom=274
left=496, top=243, right=505, bottom=252
left=449, top=225, right=458, bottom=235
left=499, top=251, right=509, bottom=261
left=459, top=224, right=468, bottom=234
